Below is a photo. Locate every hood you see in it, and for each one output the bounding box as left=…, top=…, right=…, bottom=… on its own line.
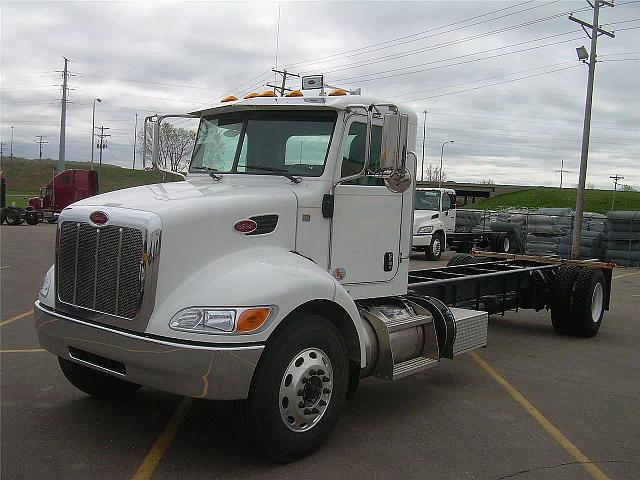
left=65, top=180, right=299, bottom=307
left=413, top=209, right=440, bottom=234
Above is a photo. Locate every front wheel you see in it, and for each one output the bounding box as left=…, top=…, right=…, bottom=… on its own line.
left=58, top=357, right=141, bottom=400
left=235, top=314, right=348, bottom=462
left=425, top=233, right=444, bottom=260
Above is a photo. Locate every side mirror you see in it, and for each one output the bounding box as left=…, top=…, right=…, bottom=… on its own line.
left=381, top=112, right=411, bottom=193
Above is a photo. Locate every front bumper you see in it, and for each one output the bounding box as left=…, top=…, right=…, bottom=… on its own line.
left=412, top=233, right=433, bottom=248
left=34, top=301, right=263, bottom=400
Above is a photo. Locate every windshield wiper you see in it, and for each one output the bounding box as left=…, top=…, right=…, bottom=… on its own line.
left=245, top=166, right=302, bottom=184
left=191, top=166, right=222, bottom=181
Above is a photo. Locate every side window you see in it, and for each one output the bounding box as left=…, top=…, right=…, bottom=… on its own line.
left=449, top=193, right=457, bottom=209
left=442, top=192, right=451, bottom=211
left=341, top=122, right=383, bottom=186
left=62, top=175, right=70, bottom=185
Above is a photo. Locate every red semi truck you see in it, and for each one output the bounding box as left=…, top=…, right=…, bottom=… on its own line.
left=1, top=169, right=98, bottom=225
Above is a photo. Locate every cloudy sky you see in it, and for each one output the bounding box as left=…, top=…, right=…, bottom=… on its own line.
left=1, top=0, right=638, bottom=188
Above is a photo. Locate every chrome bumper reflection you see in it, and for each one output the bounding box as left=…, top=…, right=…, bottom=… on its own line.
left=34, top=301, right=263, bottom=400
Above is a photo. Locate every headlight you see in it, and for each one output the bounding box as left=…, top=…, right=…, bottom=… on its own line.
left=40, top=270, right=52, bottom=298
left=417, top=225, right=434, bottom=234
left=170, top=308, right=236, bottom=333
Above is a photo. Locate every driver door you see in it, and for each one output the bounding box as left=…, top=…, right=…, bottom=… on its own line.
left=329, top=118, right=404, bottom=285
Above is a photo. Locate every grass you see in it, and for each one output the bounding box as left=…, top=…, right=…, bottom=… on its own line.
left=1, top=157, right=180, bottom=195
left=474, top=186, right=640, bottom=214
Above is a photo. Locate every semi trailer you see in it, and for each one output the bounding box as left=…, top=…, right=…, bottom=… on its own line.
left=34, top=86, right=613, bottom=462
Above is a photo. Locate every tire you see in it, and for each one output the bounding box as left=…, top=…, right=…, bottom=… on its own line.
left=235, top=314, right=348, bottom=462
left=58, top=357, right=141, bottom=400
left=550, top=264, right=581, bottom=335
left=447, top=254, right=474, bottom=266
left=25, top=212, right=39, bottom=225
left=570, top=267, right=606, bottom=338
left=425, top=232, right=444, bottom=261
left=493, top=233, right=511, bottom=253
left=4, top=210, right=22, bottom=226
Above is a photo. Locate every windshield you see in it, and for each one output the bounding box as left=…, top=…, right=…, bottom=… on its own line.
left=190, top=110, right=337, bottom=177
left=415, top=190, right=441, bottom=211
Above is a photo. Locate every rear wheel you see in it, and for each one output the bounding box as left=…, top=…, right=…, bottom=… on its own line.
left=570, top=267, right=606, bottom=338
left=494, top=233, right=511, bottom=253
left=25, top=211, right=39, bottom=225
left=58, top=357, right=140, bottom=400
left=550, top=264, right=581, bottom=335
left=425, top=232, right=444, bottom=261
left=235, top=314, right=348, bottom=462
left=4, top=210, right=22, bottom=226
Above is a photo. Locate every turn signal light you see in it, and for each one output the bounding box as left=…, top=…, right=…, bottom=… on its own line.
left=220, top=95, right=238, bottom=102
left=244, top=92, right=259, bottom=99
left=285, top=89, right=304, bottom=97
left=328, top=88, right=348, bottom=96
left=237, top=308, right=271, bottom=332
left=258, top=90, right=277, bottom=97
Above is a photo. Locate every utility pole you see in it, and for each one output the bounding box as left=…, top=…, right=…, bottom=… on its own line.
left=58, top=57, right=70, bottom=173
left=90, top=98, right=102, bottom=170
left=133, top=113, right=138, bottom=169
left=35, top=135, right=48, bottom=190
left=0, top=142, right=5, bottom=163
left=421, top=110, right=427, bottom=182
left=610, top=174, right=624, bottom=209
left=568, top=1, right=615, bottom=259
left=554, top=157, right=574, bottom=189
left=95, top=126, right=110, bottom=178
left=10, top=126, right=14, bottom=167
left=267, top=68, right=300, bottom=96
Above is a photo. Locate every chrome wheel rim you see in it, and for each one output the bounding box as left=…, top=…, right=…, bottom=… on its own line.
left=503, top=237, right=510, bottom=252
left=591, top=282, right=604, bottom=323
left=433, top=238, right=442, bottom=256
left=279, top=348, right=333, bottom=433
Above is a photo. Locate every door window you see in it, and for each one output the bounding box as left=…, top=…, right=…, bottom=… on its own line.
left=341, top=122, right=383, bottom=186
left=442, top=192, right=451, bottom=211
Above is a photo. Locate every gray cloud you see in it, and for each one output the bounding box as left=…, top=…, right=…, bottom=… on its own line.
left=1, top=0, right=638, bottom=188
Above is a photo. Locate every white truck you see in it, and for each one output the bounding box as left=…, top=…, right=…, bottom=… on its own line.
left=412, top=187, right=457, bottom=260
left=34, top=86, right=613, bottom=462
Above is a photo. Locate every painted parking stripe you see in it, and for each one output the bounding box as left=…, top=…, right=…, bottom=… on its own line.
left=0, top=310, right=33, bottom=327
left=470, top=351, right=610, bottom=480
left=1, top=348, right=46, bottom=353
left=612, top=271, right=640, bottom=279
left=131, top=397, right=193, bottom=480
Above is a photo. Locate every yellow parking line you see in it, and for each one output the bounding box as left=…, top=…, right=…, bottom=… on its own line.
left=1, top=348, right=46, bottom=353
left=0, top=265, right=13, bottom=270
left=0, top=310, right=33, bottom=327
left=612, top=271, right=640, bottom=279
left=470, top=352, right=610, bottom=480
left=131, top=397, right=193, bottom=480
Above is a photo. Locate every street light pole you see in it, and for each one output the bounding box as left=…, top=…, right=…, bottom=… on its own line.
left=421, top=110, right=427, bottom=182
left=91, top=98, right=102, bottom=170
left=439, top=140, right=454, bottom=188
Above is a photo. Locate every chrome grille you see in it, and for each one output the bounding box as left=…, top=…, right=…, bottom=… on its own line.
left=57, top=221, right=144, bottom=319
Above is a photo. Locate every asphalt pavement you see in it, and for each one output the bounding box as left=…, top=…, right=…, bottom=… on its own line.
left=1, top=223, right=638, bottom=479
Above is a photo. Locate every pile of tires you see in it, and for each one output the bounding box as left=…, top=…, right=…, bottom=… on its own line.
left=605, top=211, right=640, bottom=266
left=455, top=209, right=485, bottom=233
left=525, top=209, right=573, bottom=256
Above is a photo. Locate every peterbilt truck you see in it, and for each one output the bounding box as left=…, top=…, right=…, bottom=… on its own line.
left=34, top=87, right=613, bottom=462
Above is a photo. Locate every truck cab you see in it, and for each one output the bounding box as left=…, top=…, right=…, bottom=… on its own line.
left=412, top=187, right=457, bottom=260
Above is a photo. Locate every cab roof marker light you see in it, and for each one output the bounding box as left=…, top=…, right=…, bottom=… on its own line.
left=258, top=90, right=277, bottom=97
left=285, top=89, right=304, bottom=97
left=244, top=92, right=259, bottom=99
left=221, top=95, right=238, bottom=103
left=328, top=88, right=348, bottom=96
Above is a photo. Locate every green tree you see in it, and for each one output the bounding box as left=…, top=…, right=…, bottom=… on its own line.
left=138, top=123, right=196, bottom=173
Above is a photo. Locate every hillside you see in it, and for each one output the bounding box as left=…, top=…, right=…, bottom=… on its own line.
left=1, top=157, right=181, bottom=206
left=474, top=186, right=640, bottom=214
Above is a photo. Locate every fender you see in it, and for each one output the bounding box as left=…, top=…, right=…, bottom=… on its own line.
left=147, top=248, right=352, bottom=347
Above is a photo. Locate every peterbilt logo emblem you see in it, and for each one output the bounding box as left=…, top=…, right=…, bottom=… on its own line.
left=89, top=211, right=109, bottom=225
left=234, top=219, right=257, bottom=234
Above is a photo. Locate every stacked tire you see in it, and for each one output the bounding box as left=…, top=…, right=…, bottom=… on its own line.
left=606, top=211, right=640, bottom=266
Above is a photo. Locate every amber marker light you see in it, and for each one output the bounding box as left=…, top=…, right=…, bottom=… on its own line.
left=258, top=90, right=277, bottom=97
left=285, top=89, right=304, bottom=97
left=221, top=95, right=238, bottom=102
left=237, top=307, right=272, bottom=332
left=244, top=92, right=259, bottom=99
left=328, top=88, right=348, bottom=96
